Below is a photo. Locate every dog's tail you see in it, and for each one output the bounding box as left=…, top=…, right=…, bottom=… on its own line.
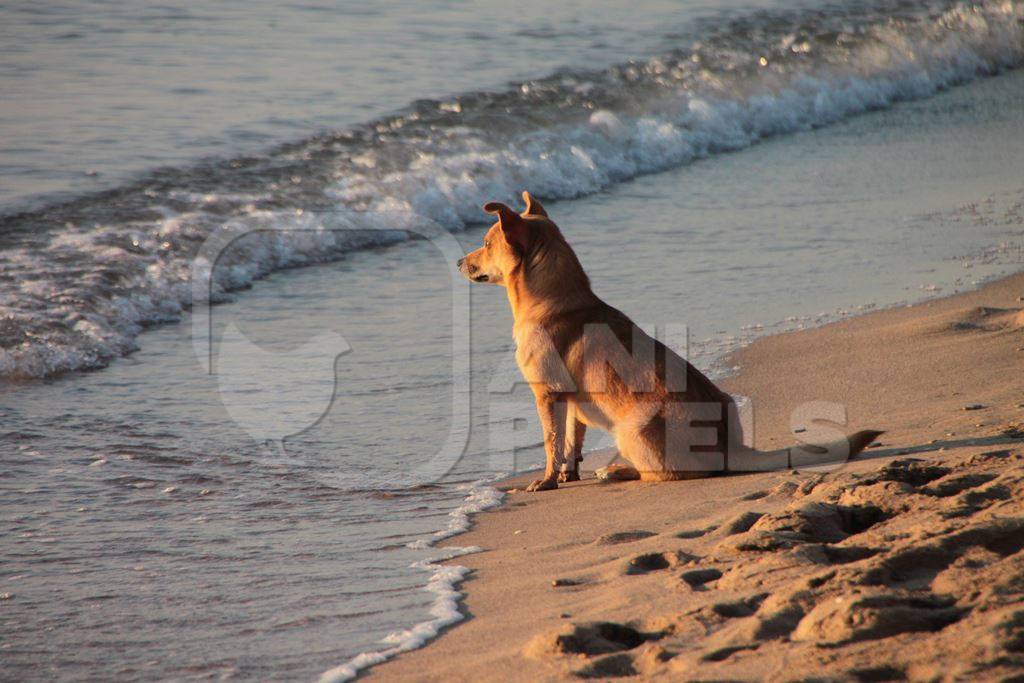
left=637, top=429, right=883, bottom=481
left=730, top=428, right=884, bottom=472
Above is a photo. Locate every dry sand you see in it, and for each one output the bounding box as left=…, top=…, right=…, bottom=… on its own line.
left=367, top=272, right=1024, bottom=682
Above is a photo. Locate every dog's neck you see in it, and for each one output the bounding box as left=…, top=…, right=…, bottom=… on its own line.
left=506, top=239, right=600, bottom=325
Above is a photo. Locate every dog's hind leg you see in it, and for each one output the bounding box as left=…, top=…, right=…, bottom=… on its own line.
left=559, top=408, right=586, bottom=483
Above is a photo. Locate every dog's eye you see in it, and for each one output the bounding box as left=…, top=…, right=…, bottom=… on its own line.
left=484, top=239, right=491, bottom=248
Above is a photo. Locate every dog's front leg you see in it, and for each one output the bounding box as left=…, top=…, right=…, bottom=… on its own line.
left=558, top=413, right=585, bottom=483
left=526, top=397, right=567, bottom=492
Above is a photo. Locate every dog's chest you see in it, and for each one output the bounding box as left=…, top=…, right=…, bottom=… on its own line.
left=512, top=324, right=575, bottom=391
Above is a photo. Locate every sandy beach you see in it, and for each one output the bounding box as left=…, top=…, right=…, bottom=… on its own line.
left=367, top=271, right=1024, bottom=681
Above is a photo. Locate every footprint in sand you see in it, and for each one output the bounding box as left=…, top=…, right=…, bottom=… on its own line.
left=524, top=620, right=650, bottom=657
left=923, top=472, right=998, bottom=497
left=717, top=511, right=765, bottom=536
left=674, top=525, right=717, bottom=539
left=625, top=550, right=694, bottom=575
left=710, top=593, right=768, bottom=618
left=739, top=478, right=801, bottom=501
left=594, top=530, right=657, bottom=545
left=575, top=643, right=674, bottom=678
left=524, top=620, right=672, bottom=677
left=792, top=592, right=965, bottom=645
left=574, top=652, right=636, bottom=678
left=680, top=567, right=722, bottom=589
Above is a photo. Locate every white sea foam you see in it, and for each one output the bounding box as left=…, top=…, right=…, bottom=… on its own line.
left=318, top=480, right=505, bottom=683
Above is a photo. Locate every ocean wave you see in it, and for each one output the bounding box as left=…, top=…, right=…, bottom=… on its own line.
left=1, top=0, right=1022, bottom=378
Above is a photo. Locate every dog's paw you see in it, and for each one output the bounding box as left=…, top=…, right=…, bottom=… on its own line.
left=558, top=471, right=581, bottom=483
left=526, top=477, right=559, bottom=492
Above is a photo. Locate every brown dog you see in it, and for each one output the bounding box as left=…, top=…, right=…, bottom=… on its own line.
left=459, top=192, right=881, bottom=491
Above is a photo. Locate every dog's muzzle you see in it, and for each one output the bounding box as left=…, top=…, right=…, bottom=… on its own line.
left=458, top=257, right=488, bottom=282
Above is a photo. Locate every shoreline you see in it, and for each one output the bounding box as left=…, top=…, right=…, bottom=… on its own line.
left=363, top=268, right=1024, bottom=681
left=320, top=481, right=505, bottom=682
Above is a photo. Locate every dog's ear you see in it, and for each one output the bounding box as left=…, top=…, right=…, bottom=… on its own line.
left=521, top=191, right=548, bottom=218
left=484, top=201, right=529, bottom=251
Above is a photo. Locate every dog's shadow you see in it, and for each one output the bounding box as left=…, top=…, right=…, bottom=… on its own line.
left=566, top=432, right=1024, bottom=483
left=857, top=432, right=1023, bottom=462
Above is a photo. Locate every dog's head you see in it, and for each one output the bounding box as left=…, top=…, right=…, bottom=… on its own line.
left=457, top=191, right=552, bottom=286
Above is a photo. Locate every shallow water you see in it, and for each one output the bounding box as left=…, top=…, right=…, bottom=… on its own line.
left=2, top=0, right=1024, bottom=679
